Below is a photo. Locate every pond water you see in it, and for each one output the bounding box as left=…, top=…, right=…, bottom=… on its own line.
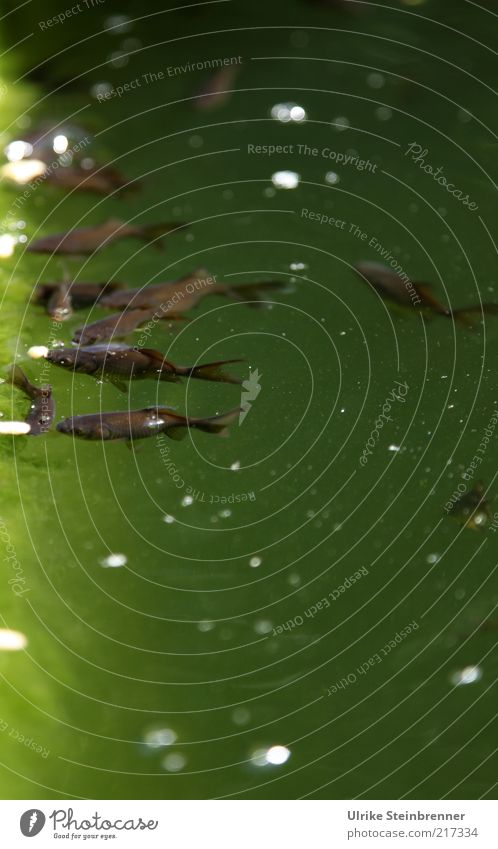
left=0, top=0, right=495, bottom=799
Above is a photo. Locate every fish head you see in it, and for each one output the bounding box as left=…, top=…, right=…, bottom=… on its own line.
left=47, top=349, right=77, bottom=368
left=57, top=417, right=111, bottom=440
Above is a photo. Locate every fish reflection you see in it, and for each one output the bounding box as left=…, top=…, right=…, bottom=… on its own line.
left=100, top=269, right=289, bottom=314
left=355, top=262, right=498, bottom=326
left=35, top=280, right=123, bottom=312
left=6, top=365, right=55, bottom=435
left=28, top=218, right=187, bottom=255
left=194, top=64, right=241, bottom=111
left=72, top=309, right=186, bottom=346
left=46, top=164, right=138, bottom=196
left=57, top=405, right=241, bottom=443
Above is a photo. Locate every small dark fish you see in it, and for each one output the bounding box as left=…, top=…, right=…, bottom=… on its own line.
left=447, top=481, right=491, bottom=531
left=56, top=405, right=241, bottom=443
left=194, top=64, right=241, bottom=111
left=6, top=365, right=55, bottom=435
left=46, top=344, right=242, bottom=388
left=35, top=280, right=123, bottom=311
left=47, top=281, right=72, bottom=322
left=72, top=308, right=185, bottom=346
left=355, top=262, right=498, bottom=326
left=100, top=268, right=289, bottom=314
left=27, top=218, right=187, bottom=255
left=46, top=165, right=138, bottom=196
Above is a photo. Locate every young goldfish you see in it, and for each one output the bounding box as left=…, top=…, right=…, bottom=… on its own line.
left=72, top=309, right=185, bottom=346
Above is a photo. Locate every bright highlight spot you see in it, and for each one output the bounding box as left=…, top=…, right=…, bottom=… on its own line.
left=0, top=421, right=30, bottom=435
left=100, top=553, right=127, bottom=568
left=450, top=665, right=482, bottom=686
left=2, top=159, right=47, bottom=184
left=0, top=234, right=17, bottom=258
left=144, top=728, right=177, bottom=748
left=271, top=170, right=300, bottom=190
left=0, top=629, right=27, bottom=650
left=53, top=134, right=69, bottom=154
left=5, top=140, right=33, bottom=161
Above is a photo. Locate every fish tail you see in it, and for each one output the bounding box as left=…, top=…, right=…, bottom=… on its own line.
left=139, top=222, right=189, bottom=250
left=452, top=303, right=498, bottom=328
left=191, top=406, right=242, bottom=437
left=6, top=364, right=36, bottom=398
left=180, top=359, right=243, bottom=384
left=221, top=280, right=289, bottom=308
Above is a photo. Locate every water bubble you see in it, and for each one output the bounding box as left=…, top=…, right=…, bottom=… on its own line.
left=105, top=14, right=133, bottom=33
left=367, top=72, right=385, bottom=89
left=5, top=140, right=33, bottom=161
left=0, top=234, right=18, bottom=257
left=450, top=665, right=482, bottom=686
left=426, top=553, right=440, bottom=565
left=264, top=187, right=276, bottom=198
left=249, top=556, right=262, bottom=568
left=163, top=514, right=175, bottom=524
left=332, top=116, right=350, bottom=131
left=251, top=744, right=291, bottom=766
left=232, top=707, right=251, bottom=725
left=162, top=752, right=187, bottom=772
left=188, top=135, right=203, bottom=148
left=271, top=170, right=300, bottom=190
left=230, top=461, right=241, bottom=471
left=375, top=106, right=392, bottom=121
left=198, top=620, right=215, bottom=632
left=100, top=553, right=127, bottom=568
left=108, top=51, right=129, bottom=69
left=144, top=728, right=177, bottom=749
left=290, top=261, right=307, bottom=271
left=290, top=30, right=309, bottom=48
left=219, top=509, right=232, bottom=519
left=325, top=171, right=340, bottom=185
left=53, top=134, right=68, bottom=154
left=182, top=495, right=193, bottom=507
left=270, top=102, right=307, bottom=123
left=91, top=81, right=112, bottom=100
left=254, top=619, right=273, bottom=635
left=0, top=629, right=27, bottom=651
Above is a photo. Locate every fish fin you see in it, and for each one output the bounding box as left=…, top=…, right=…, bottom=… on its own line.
left=6, top=364, right=32, bottom=395
left=222, top=281, right=288, bottom=308
left=193, top=406, right=242, bottom=437
left=139, top=222, right=189, bottom=250
left=106, top=376, right=128, bottom=394
left=452, top=304, right=498, bottom=328
left=165, top=426, right=189, bottom=441
left=182, top=359, right=244, bottom=384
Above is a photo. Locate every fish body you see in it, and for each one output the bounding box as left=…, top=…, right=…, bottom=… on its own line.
left=7, top=365, right=55, bottom=435
left=35, top=280, right=123, bottom=311
left=28, top=218, right=187, bottom=255
left=56, top=406, right=241, bottom=442
left=72, top=309, right=184, bottom=346
left=46, top=345, right=242, bottom=385
left=100, top=271, right=289, bottom=313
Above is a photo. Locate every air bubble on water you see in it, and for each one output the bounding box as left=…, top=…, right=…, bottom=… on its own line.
left=450, top=665, right=482, bottom=686
left=182, top=495, right=193, bottom=507
left=271, top=170, right=300, bottom=189
left=375, top=106, right=392, bottom=121
left=144, top=728, right=177, bottom=749
left=5, top=140, right=33, bottom=161
left=367, top=72, right=385, bottom=89
left=0, top=629, right=27, bottom=651
left=251, top=745, right=291, bottom=766
left=100, top=553, right=127, bottom=568
left=332, top=116, right=349, bottom=131
left=223, top=189, right=234, bottom=200
left=162, top=752, right=187, bottom=772
left=249, top=556, right=262, bottom=568
left=90, top=82, right=113, bottom=99
left=219, top=509, right=232, bottom=519
left=189, top=135, right=203, bottom=148
left=230, top=461, right=241, bottom=471
left=388, top=445, right=400, bottom=453
left=232, top=707, right=251, bottom=725
left=108, top=52, right=129, bottom=69
left=426, top=553, right=440, bottom=565
left=163, top=514, right=175, bottom=524
left=105, top=14, right=133, bottom=33
left=254, top=619, right=273, bottom=635
left=288, top=573, right=301, bottom=587
left=325, top=171, right=340, bottom=185
left=198, top=620, right=215, bottom=632
left=290, top=261, right=307, bottom=271
left=457, top=108, right=472, bottom=123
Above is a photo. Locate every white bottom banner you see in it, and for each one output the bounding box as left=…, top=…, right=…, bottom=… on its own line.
left=1, top=799, right=495, bottom=847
